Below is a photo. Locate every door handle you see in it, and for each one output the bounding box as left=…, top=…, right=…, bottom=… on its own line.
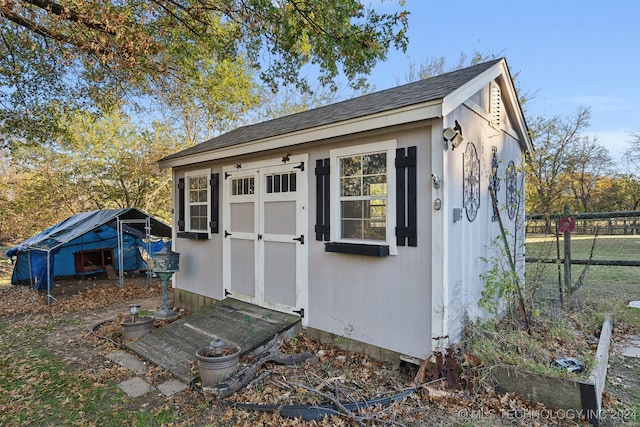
left=258, top=234, right=262, bottom=240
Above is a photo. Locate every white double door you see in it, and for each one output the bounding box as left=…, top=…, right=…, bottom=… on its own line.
left=222, top=156, right=308, bottom=322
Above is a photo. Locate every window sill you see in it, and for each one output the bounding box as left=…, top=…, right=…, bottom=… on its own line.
left=324, top=242, right=389, bottom=257
left=177, top=232, right=209, bottom=240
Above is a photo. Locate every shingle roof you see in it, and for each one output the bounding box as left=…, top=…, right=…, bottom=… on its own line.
left=160, top=59, right=502, bottom=163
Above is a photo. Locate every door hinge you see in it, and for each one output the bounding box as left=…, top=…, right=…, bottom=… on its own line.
left=294, top=162, right=305, bottom=171
left=293, top=308, right=304, bottom=318
left=225, top=230, right=232, bottom=237
left=293, top=235, right=304, bottom=244
left=224, top=289, right=232, bottom=297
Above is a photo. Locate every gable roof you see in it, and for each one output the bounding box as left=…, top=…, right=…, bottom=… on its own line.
left=160, top=58, right=529, bottom=168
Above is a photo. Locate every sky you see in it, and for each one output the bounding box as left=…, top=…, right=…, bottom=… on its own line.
left=364, top=0, right=640, bottom=167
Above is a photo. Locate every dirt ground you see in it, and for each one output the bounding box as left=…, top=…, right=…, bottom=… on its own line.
left=0, top=266, right=638, bottom=425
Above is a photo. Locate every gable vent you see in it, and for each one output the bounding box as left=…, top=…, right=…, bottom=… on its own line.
left=490, top=81, right=501, bottom=128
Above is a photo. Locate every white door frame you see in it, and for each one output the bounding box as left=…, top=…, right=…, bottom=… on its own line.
left=222, top=155, right=308, bottom=324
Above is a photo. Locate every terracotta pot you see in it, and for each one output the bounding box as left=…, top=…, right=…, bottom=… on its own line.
left=121, top=317, right=154, bottom=340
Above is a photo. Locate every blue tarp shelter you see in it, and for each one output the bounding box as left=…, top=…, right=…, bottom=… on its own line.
left=6, top=208, right=171, bottom=293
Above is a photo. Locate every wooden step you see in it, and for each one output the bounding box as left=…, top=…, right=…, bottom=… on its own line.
left=127, top=298, right=302, bottom=383
left=104, top=264, right=118, bottom=280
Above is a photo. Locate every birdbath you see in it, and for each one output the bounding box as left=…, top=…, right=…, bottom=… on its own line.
left=153, top=246, right=180, bottom=320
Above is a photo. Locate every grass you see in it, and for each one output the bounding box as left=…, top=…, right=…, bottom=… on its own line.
left=525, top=233, right=640, bottom=333
left=461, top=232, right=640, bottom=397
left=462, top=316, right=596, bottom=382
left=526, top=233, right=640, bottom=261
left=0, top=318, right=183, bottom=426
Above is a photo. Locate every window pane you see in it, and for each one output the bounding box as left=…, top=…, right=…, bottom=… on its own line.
left=340, top=156, right=361, bottom=177
left=363, top=153, right=386, bottom=175
left=341, top=200, right=363, bottom=218
left=282, top=174, right=289, bottom=192
left=290, top=173, right=296, bottom=192
left=274, top=174, right=281, bottom=193
left=363, top=220, right=386, bottom=240
left=341, top=219, right=362, bottom=239
left=341, top=177, right=361, bottom=196
left=266, top=175, right=273, bottom=193
left=364, top=177, right=387, bottom=196
left=368, top=202, right=386, bottom=222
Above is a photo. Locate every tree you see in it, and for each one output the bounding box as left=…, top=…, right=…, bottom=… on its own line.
left=525, top=106, right=592, bottom=215
left=0, top=0, right=409, bottom=147
left=623, top=129, right=640, bottom=181
left=592, top=174, right=640, bottom=212
left=9, top=109, right=179, bottom=230
left=563, top=135, right=612, bottom=212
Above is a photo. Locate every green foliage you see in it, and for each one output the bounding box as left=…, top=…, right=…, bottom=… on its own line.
left=462, top=317, right=595, bottom=380
left=0, top=0, right=409, bottom=148
left=479, top=248, right=519, bottom=316
left=6, top=109, right=178, bottom=234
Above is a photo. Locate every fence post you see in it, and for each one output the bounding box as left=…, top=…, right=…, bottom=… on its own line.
left=555, top=222, right=564, bottom=307
left=559, top=206, right=574, bottom=296
left=564, top=227, right=572, bottom=295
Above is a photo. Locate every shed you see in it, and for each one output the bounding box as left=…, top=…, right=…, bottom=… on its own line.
left=158, top=59, right=532, bottom=361
left=6, top=208, right=171, bottom=293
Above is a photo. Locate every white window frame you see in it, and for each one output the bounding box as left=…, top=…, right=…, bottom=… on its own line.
left=330, top=140, right=397, bottom=255
left=184, top=168, right=211, bottom=233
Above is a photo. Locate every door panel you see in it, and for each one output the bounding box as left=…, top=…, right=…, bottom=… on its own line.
left=264, top=241, right=296, bottom=307
left=230, top=202, right=254, bottom=232
left=230, top=239, right=255, bottom=297
left=264, top=201, right=296, bottom=235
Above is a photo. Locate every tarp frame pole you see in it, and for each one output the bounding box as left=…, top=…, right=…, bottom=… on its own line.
left=117, top=216, right=154, bottom=287
left=27, top=246, right=57, bottom=305
left=27, top=249, right=33, bottom=289
left=145, top=217, right=151, bottom=285
left=45, top=249, right=57, bottom=305
left=117, top=217, right=123, bottom=287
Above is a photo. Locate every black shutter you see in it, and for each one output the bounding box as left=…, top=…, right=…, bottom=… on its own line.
left=315, top=158, right=330, bottom=241
left=210, top=173, right=219, bottom=233
left=395, top=146, right=417, bottom=246
left=177, top=178, right=185, bottom=232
